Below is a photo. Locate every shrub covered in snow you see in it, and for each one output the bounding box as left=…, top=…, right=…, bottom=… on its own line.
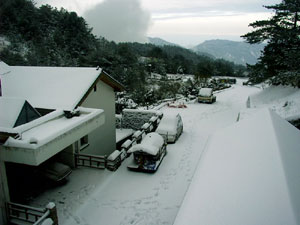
left=122, top=109, right=163, bottom=130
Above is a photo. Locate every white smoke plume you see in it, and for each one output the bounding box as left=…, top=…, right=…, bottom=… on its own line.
left=84, top=0, right=151, bottom=43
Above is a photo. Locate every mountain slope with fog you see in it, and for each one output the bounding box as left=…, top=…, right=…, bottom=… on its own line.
left=193, top=39, right=266, bottom=65
left=148, top=37, right=179, bottom=47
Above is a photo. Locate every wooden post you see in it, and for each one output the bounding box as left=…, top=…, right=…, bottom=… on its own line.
left=0, top=161, right=10, bottom=225
left=46, top=202, right=58, bottom=225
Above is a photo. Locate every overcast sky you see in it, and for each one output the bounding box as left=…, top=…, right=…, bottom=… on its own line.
left=35, top=0, right=281, bottom=46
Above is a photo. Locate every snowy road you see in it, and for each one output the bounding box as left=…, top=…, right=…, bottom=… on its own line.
left=32, top=82, right=260, bottom=225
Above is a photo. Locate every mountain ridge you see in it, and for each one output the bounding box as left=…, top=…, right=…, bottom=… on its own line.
left=192, top=39, right=266, bottom=65
left=148, top=37, right=179, bottom=47
left=148, top=37, right=265, bottom=65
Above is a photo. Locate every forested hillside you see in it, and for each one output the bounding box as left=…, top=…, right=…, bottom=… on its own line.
left=0, top=0, right=246, bottom=104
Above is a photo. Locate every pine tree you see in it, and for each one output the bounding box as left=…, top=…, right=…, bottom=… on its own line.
left=242, top=0, right=300, bottom=87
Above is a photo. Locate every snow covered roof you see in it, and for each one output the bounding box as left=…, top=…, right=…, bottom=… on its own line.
left=128, top=132, right=164, bottom=155
left=249, top=85, right=300, bottom=121
left=0, top=97, right=41, bottom=129
left=198, top=88, right=213, bottom=97
left=0, top=97, right=26, bottom=128
left=0, top=61, right=10, bottom=75
left=1, top=64, right=124, bottom=110
left=174, top=109, right=300, bottom=225
left=1, top=107, right=104, bottom=166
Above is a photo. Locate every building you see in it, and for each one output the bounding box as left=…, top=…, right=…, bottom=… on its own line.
left=0, top=97, right=104, bottom=224
left=174, top=109, right=300, bottom=225
left=0, top=62, right=124, bottom=156
left=0, top=61, right=124, bottom=224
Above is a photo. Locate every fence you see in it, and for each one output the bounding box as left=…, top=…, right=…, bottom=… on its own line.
left=75, top=153, right=107, bottom=169
left=6, top=202, right=58, bottom=225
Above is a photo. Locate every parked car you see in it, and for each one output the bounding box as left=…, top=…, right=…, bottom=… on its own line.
left=156, top=113, right=183, bottom=143
left=228, top=78, right=236, bottom=84
left=39, top=161, right=72, bottom=182
left=198, top=88, right=216, bottom=103
left=127, top=132, right=167, bottom=173
left=243, top=80, right=255, bottom=86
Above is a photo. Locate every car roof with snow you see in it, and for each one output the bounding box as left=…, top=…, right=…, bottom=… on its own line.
left=128, top=132, right=164, bottom=156
left=198, top=88, right=213, bottom=97
left=156, top=114, right=180, bottom=135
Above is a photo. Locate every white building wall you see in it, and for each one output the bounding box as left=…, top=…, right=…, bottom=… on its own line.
left=81, top=80, right=116, bottom=156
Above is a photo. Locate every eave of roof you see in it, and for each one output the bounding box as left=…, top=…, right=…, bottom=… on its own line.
left=0, top=107, right=105, bottom=166
left=101, top=71, right=125, bottom=92
left=76, top=70, right=125, bottom=108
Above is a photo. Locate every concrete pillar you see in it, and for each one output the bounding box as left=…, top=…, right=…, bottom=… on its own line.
left=46, top=202, right=58, bottom=225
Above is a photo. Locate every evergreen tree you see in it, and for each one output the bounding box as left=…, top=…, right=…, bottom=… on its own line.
left=195, top=59, right=214, bottom=84
left=242, top=0, right=300, bottom=87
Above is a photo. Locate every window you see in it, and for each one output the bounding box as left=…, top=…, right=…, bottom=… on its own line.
left=94, top=85, right=97, bottom=92
left=79, top=135, right=89, bottom=150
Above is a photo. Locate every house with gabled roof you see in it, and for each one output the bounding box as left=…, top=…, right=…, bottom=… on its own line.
left=0, top=61, right=124, bottom=224
left=0, top=97, right=41, bottom=130
left=0, top=96, right=105, bottom=225
left=1, top=61, right=124, bottom=156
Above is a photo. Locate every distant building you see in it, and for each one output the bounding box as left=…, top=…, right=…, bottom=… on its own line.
left=166, top=73, right=182, bottom=81
left=149, top=72, right=163, bottom=80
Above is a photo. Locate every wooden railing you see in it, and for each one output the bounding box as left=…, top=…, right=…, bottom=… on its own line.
left=6, top=202, right=58, bottom=225
left=75, top=153, right=107, bottom=169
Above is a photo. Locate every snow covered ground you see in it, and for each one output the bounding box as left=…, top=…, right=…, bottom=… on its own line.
left=249, top=85, right=300, bottom=121
left=236, top=83, right=300, bottom=122
left=30, top=80, right=299, bottom=225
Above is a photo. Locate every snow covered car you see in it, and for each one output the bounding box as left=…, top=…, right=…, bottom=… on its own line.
left=127, top=132, right=167, bottom=173
left=155, top=113, right=183, bottom=143
left=198, top=88, right=216, bottom=103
